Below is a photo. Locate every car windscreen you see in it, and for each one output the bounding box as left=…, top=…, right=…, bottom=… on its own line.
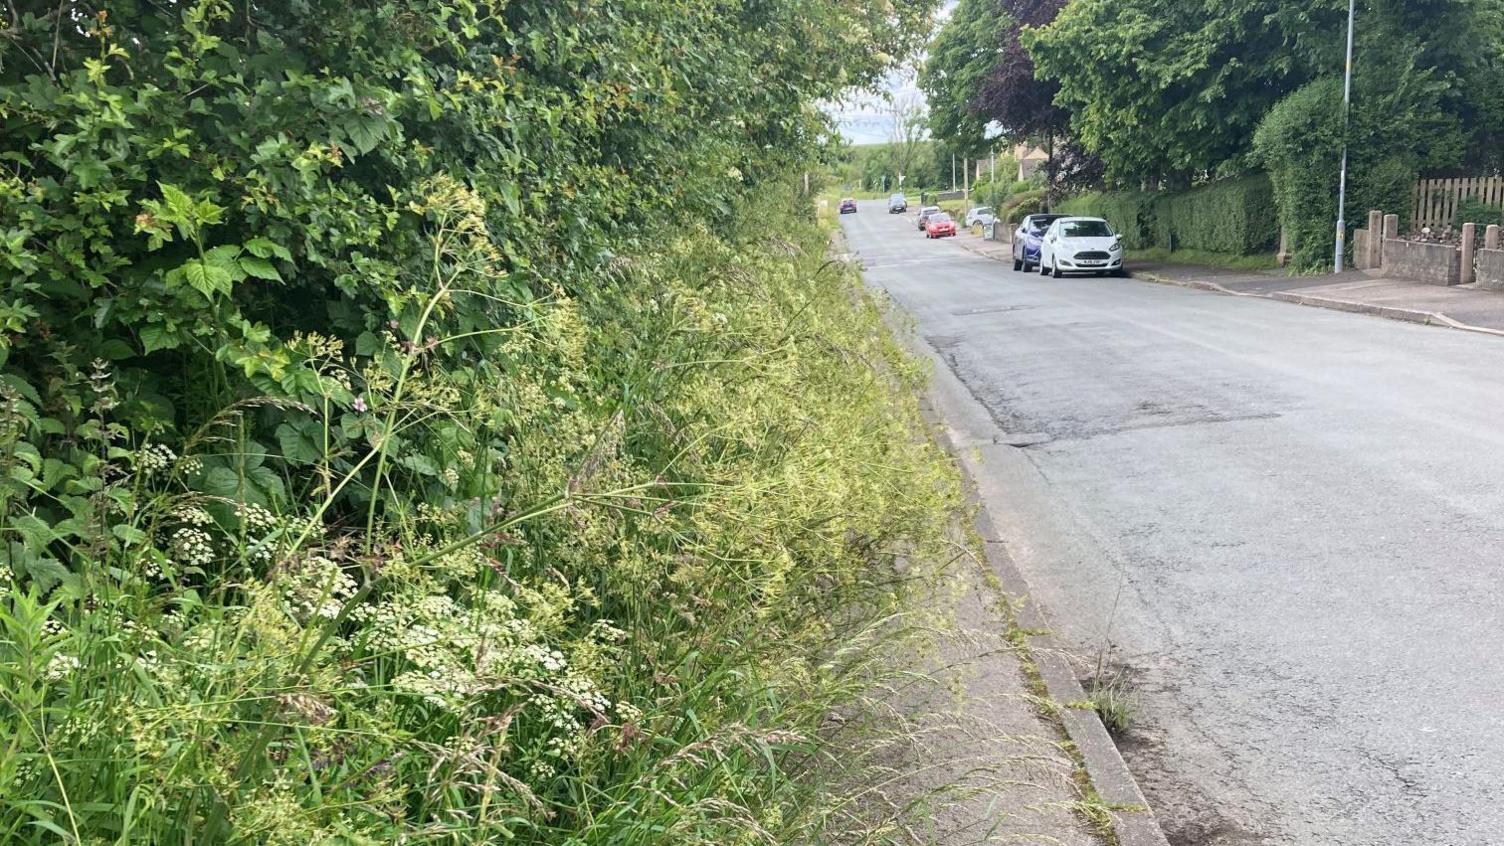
left=930, top=213, right=952, bottom=223
left=1027, top=220, right=1055, bottom=235
left=1062, top=220, right=1113, bottom=238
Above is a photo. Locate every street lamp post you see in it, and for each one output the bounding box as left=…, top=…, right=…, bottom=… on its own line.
left=1333, top=0, right=1356, bottom=272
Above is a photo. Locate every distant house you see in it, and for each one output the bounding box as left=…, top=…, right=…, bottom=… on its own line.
left=1015, top=144, right=1048, bottom=181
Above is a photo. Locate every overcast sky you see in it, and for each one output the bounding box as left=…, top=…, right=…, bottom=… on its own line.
left=830, top=1, right=954, bottom=145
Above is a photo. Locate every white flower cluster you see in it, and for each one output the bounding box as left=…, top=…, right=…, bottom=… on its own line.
left=236, top=502, right=277, bottom=532
left=171, top=505, right=214, bottom=527
left=277, top=555, right=357, bottom=621
left=523, top=644, right=568, bottom=673
left=45, top=652, right=80, bottom=682
left=170, top=527, right=215, bottom=569
left=138, top=443, right=178, bottom=474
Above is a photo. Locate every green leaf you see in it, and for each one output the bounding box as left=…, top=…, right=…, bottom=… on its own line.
left=140, top=324, right=178, bottom=353
left=182, top=259, right=234, bottom=298
left=277, top=420, right=323, bottom=466
left=244, top=237, right=292, bottom=261
left=239, top=256, right=282, bottom=281
left=111, top=524, right=149, bottom=546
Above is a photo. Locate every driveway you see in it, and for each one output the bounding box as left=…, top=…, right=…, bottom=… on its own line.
left=841, top=200, right=1504, bottom=846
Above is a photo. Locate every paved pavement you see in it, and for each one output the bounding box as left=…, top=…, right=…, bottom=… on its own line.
left=954, top=228, right=1504, bottom=334
left=842, top=200, right=1504, bottom=846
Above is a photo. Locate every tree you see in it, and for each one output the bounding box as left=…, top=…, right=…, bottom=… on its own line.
left=1024, top=0, right=1504, bottom=184
left=918, top=0, right=1007, bottom=158
left=888, top=89, right=932, bottom=190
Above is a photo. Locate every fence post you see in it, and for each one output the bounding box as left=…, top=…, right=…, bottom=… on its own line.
left=1487, top=224, right=1500, bottom=251
left=1367, top=210, right=1383, bottom=268
left=1461, top=222, right=1477, bottom=285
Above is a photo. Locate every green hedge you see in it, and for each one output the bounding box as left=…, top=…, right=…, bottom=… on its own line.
left=1153, top=176, right=1278, bottom=254
left=1057, top=191, right=1157, bottom=249
left=999, top=188, right=1047, bottom=223
left=1058, top=175, right=1277, bottom=256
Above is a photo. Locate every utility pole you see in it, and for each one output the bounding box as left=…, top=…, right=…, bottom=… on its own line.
left=1334, top=0, right=1356, bottom=272
left=963, top=156, right=970, bottom=200
left=951, top=153, right=957, bottom=191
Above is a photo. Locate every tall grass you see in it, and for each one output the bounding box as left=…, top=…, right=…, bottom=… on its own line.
left=0, top=182, right=967, bottom=844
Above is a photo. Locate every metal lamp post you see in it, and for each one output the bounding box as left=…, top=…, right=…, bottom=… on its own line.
left=1333, top=0, right=1356, bottom=272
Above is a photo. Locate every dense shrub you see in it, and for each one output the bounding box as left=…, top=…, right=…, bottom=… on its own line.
left=1000, top=188, right=1048, bottom=222
left=0, top=2, right=955, bottom=843
left=1255, top=47, right=1463, bottom=268
left=1057, top=176, right=1275, bottom=255
left=1455, top=197, right=1504, bottom=228
left=1152, top=176, right=1279, bottom=254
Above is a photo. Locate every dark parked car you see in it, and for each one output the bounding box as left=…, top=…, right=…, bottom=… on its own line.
left=1011, top=213, right=1066, bottom=272
left=888, top=193, right=907, bottom=213
left=839, top=197, right=858, bottom=214
left=916, top=205, right=942, bottom=231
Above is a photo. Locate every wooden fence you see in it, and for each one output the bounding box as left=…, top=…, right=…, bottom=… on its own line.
left=1412, top=176, right=1504, bottom=232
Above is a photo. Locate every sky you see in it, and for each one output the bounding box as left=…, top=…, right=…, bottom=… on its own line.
left=829, top=1, right=954, bottom=146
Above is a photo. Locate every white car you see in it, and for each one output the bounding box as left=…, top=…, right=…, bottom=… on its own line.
left=963, top=206, right=996, bottom=227
left=1037, top=216, right=1125, bottom=277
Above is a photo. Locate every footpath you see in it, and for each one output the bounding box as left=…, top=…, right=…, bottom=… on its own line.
left=836, top=224, right=1171, bottom=846
left=956, top=231, right=1504, bottom=336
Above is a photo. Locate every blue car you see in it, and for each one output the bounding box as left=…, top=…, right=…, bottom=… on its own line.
left=1011, top=213, right=1066, bottom=272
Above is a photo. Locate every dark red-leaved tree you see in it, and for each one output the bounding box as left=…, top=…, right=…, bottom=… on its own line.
left=975, top=0, right=1100, bottom=201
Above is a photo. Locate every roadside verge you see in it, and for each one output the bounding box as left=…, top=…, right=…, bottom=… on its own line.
left=907, top=323, right=1172, bottom=846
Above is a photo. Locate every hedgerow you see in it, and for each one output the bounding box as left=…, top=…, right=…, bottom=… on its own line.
left=1058, top=177, right=1275, bottom=255
left=0, top=2, right=962, bottom=843
left=1056, top=191, right=1156, bottom=249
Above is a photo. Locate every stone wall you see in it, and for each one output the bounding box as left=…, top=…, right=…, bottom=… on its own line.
left=1353, top=229, right=1372, bottom=270
left=1380, top=238, right=1460, bottom=286
left=1476, top=248, right=1504, bottom=291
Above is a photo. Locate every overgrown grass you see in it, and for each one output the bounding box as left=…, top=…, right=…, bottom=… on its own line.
left=1130, top=246, right=1280, bottom=271
left=0, top=184, right=966, bottom=844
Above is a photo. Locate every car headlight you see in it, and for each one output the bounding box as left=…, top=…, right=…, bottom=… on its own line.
left=1110, top=239, right=1122, bottom=252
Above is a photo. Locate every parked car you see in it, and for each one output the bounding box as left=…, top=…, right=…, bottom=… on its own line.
left=888, top=193, right=908, bottom=213
left=964, top=206, right=996, bottom=227
left=839, top=197, right=858, bottom=214
left=916, top=205, right=942, bottom=231
left=1011, top=213, right=1067, bottom=272
left=1037, top=216, right=1124, bottom=277
left=924, top=212, right=957, bottom=238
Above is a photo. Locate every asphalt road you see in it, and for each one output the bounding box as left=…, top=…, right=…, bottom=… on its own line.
left=840, top=200, right=1504, bottom=846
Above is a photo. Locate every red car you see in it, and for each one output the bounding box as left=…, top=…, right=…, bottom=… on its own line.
left=839, top=198, right=858, bottom=214
left=924, top=212, right=957, bottom=238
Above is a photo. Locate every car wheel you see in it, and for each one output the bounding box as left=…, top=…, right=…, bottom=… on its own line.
left=1013, top=257, right=1022, bottom=271
left=1039, top=260, right=1049, bottom=276
left=1052, top=263, right=1063, bottom=279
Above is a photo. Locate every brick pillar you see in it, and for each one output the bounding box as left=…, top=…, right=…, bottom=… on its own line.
left=1367, top=210, right=1384, bottom=268
left=1487, top=224, right=1500, bottom=251
left=1461, top=222, right=1477, bottom=285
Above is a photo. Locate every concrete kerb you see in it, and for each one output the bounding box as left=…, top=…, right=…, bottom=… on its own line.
left=892, top=317, right=1172, bottom=846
